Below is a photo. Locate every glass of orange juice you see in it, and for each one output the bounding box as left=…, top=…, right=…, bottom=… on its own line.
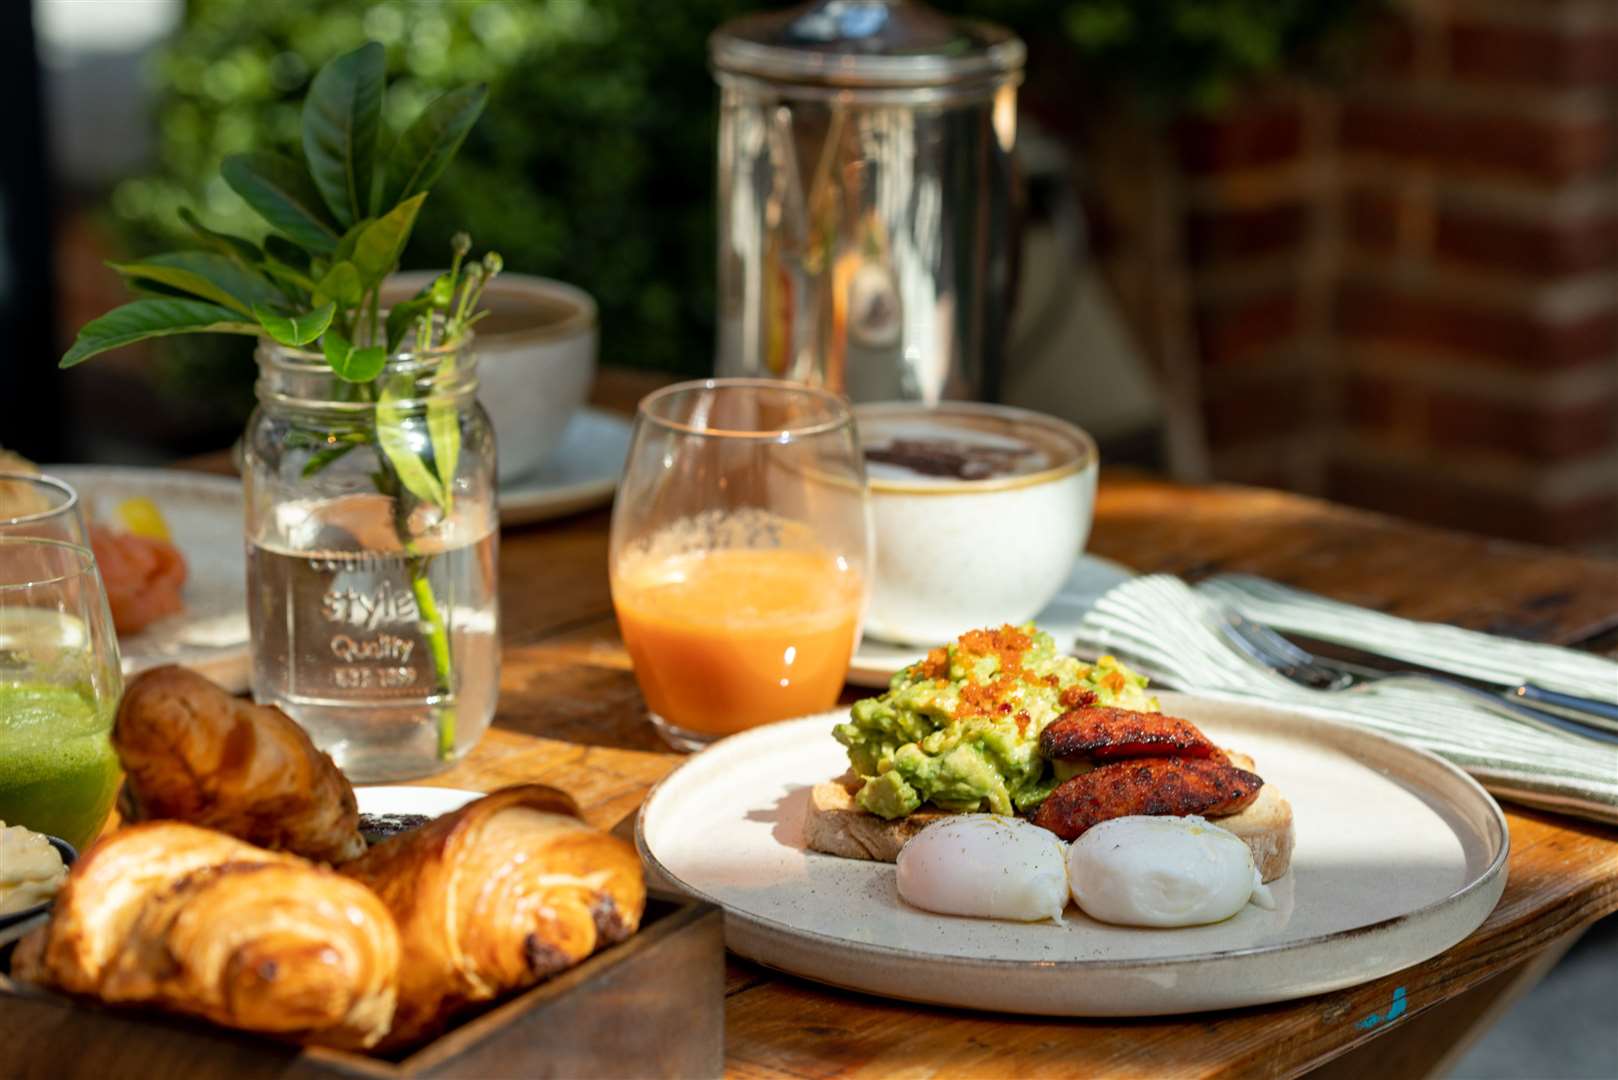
left=610, top=379, right=871, bottom=750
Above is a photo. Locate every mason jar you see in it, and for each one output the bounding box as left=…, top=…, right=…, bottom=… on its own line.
left=243, top=339, right=499, bottom=781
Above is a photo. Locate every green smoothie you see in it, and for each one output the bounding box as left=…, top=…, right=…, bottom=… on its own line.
left=0, top=681, right=121, bottom=851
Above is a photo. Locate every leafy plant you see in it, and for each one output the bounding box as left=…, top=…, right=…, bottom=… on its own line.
left=63, top=41, right=500, bottom=760
left=107, top=0, right=755, bottom=408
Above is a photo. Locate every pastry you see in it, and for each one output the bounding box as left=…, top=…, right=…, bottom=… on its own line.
left=114, top=665, right=365, bottom=863
left=342, top=784, right=646, bottom=1048
left=11, top=821, right=399, bottom=1050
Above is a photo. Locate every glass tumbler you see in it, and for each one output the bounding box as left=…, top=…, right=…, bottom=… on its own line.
left=610, top=379, right=872, bottom=750
left=0, top=473, right=89, bottom=545
left=0, top=537, right=123, bottom=850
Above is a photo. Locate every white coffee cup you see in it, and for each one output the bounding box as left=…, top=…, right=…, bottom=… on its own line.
left=385, top=272, right=597, bottom=483
left=857, top=402, right=1099, bottom=646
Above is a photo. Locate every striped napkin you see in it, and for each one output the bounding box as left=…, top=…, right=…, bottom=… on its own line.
left=1199, top=574, right=1618, bottom=706
left=1073, top=574, right=1618, bottom=825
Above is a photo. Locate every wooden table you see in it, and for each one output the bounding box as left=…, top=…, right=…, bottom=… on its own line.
left=196, top=375, right=1618, bottom=1078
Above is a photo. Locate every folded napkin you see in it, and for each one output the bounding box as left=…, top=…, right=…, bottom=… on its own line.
left=1074, top=575, right=1618, bottom=825
left=1198, top=574, right=1618, bottom=705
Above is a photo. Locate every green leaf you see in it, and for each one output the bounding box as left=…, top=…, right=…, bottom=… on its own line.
left=260, top=257, right=316, bottom=297
left=252, top=301, right=336, bottom=347
left=376, top=376, right=447, bottom=508
left=427, top=353, right=461, bottom=500
left=385, top=293, right=436, bottom=353
left=177, top=208, right=262, bottom=266
left=221, top=152, right=339, bottom=254
left=349, top=193, right=425, bottom=289
left=427, top=402, right=460, bottom=501
left=331, top=217, right=372, bottom=266
left=322, top=329, right=387, bottom=383
left=301, top=440, right=360, bottom=477
left=263, top=235, right=311, bottom=271
left=109, top=252, right=283, bottom=317
left=60, top=299, right=257, bottom=368
left=378, top=84, right=488, bottom=212
left=302, top=41, right=385, bottom=228
left=311, top=261, right=363, bottom=307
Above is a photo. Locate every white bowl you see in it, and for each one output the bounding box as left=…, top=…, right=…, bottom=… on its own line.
left=386, top=272, right=597, bottom=483
left=856, top=401, right=1098, bottom=646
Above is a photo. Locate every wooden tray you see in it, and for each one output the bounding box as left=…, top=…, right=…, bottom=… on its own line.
left=0, top=896, right=723, bottom=1079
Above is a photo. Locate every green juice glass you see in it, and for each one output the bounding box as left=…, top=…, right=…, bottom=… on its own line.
left=0, top=536, right=123, bottom=850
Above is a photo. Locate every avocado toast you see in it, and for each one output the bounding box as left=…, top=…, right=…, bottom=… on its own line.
left=807, top=624, right=1294, bottom=880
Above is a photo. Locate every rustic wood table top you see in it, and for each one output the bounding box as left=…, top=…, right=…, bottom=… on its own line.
left=188, top=371, right=1618, bottom=1078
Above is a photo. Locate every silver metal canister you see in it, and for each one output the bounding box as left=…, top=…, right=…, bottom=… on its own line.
left=711, top=0, right=1023, bottom=403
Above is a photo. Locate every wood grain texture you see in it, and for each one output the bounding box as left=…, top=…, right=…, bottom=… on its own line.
left=1089, top=472, right=1618, bottom=645
left=180, top=370, right=1618, bottom=1078
left=1, top=900, right=723, bottom=1079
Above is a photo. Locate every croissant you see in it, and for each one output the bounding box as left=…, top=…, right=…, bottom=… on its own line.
left=342, top=784, right=647, bottom=1048
left=10, top=821, right=299, bottom=996
left=113, top=665, right=365, bottom=863
left=12, top=822, right=399, bottom=1050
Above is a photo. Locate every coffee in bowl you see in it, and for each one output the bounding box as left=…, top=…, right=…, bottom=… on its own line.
left=856, top=402, right=1098, bottom=646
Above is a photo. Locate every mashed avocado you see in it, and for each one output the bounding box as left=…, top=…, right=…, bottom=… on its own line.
left=833, top=624, right=1155, bottom=819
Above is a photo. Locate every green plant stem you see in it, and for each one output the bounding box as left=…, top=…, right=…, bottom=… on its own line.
left=358, top=379, right=459, bottom=761
left=407, top=554, right=457, bottom=758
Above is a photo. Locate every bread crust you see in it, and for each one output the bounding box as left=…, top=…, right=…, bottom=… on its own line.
left=804, top=750, right=1294, bottom=882
left=114, top=665, right=365, bottom=863
left=1217, top=752, right=1295, bottom=883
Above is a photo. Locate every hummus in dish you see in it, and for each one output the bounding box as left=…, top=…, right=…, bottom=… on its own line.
left=0, top=821, right=67, bottom=915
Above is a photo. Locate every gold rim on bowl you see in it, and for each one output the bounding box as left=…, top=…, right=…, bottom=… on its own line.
left=855, top=401, right=1097, bottom=496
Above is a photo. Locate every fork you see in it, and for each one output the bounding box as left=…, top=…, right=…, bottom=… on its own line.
left=1218, top=613, right=1618, bottom=746
left=1219, top=613, right=1351, bottom=692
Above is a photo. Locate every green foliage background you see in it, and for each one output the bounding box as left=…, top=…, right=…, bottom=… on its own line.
left=107, top=0, right=1371, bottom=411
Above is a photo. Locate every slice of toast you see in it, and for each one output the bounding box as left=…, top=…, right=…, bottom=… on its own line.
left=803, top=751, right=1295, bottom=881
left=1216, top=752, right=1295, bottom=883
left=802, top=780, right=947, bottom=863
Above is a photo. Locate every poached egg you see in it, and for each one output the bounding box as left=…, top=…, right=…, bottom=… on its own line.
left=1067, top=815, right=1274, bottom=927
left=896, top=815, right=1069, bottom=923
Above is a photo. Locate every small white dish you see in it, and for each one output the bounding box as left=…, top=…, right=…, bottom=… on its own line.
left=0, top=836, right=77, bottom=945
left=847, top=552, right=1135, bottom=687
left=637, top=694, right=1509, bottom=1017
left=498, top=407, right=633, bottom=526
left=353, top=785, right=482, bottom=817
left=49, top=466, right=250, bottom=693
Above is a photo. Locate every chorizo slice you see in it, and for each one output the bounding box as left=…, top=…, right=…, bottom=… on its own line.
left=1039, top=706, right=1226, bottom=763
left=1031, top=757, right=1263, bottom=841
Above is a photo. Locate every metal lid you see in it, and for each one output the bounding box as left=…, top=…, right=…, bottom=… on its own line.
left=710, top=0, right=1024, bottom=89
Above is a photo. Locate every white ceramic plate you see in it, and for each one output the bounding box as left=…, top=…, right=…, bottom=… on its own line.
left=637, top=693, right=1508, bottom=1016
left=498, top=407, right=633, bottom=526
left=848, top=553, right=1136, bottom=687
left=354, top=785, right=482, bottom=817
left=49, top=466, right=250, bottom=694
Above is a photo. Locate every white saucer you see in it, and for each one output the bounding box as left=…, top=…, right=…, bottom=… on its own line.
left=847, top=552, right=1137, bottom=687
left=498, top=407, right=634, bottom=526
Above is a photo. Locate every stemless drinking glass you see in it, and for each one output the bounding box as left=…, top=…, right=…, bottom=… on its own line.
left=0, top=473, right=89, bottom=545
left=610, top=379, right=872, bottom=750
left=0, top=537, right=123, bottom=850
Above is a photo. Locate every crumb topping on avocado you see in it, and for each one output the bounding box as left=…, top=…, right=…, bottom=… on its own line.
left=833, top=624, right=1156, bottom=820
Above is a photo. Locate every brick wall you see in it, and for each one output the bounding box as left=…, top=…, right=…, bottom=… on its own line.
left=1172, top=0, right=1618, bottom=550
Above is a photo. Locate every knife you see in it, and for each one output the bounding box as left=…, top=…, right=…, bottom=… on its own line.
left=1282, top=633, right=1618, bottom=735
